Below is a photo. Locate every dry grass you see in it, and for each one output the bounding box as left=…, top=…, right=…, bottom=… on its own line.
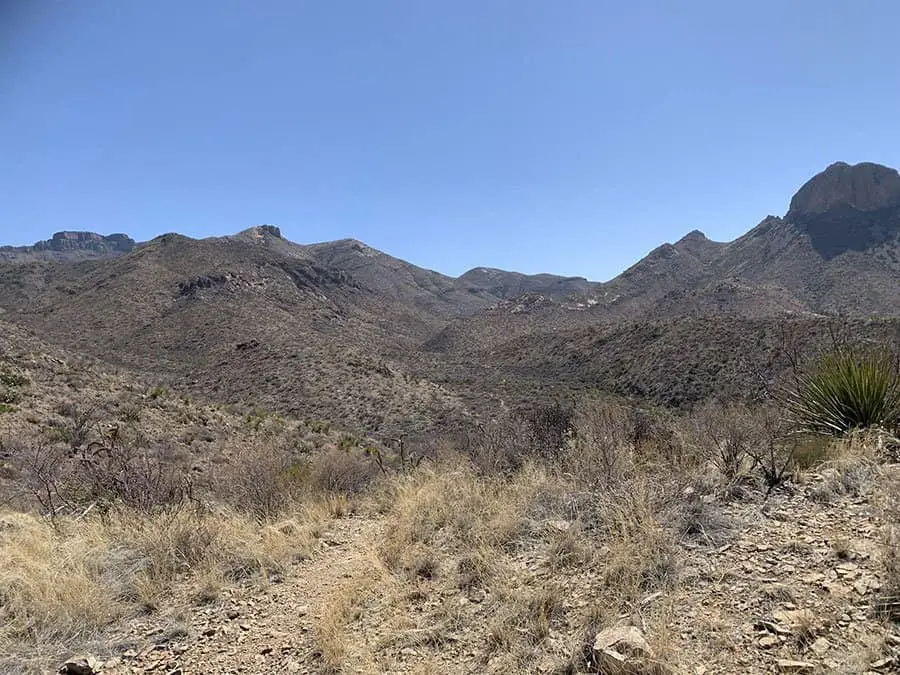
left=0, top=503, right=328, bottom=664
left=345, top=422, right=690, bottom=671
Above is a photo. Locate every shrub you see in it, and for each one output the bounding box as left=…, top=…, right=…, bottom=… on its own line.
left=784, top=344, right=900, bottom=435
left=520, top=402, right=575, bottom=460
left=561, top=399, right=634, bottom=488
left=689, top=402, right=759, bottom=479
left=220, top=440, right=305, bottom=521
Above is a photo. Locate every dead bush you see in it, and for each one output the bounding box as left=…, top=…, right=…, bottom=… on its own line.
left=520, top=402, right=575, bottom=460
left=465, top=414, right=531, bottom=475
left=219, top=440, right=305, bottom=521
left=75, top=439, right=195, bottom=515
left=689, top=402, right=760, bottom=480
left=561, top=399, right=634, bottom=488
left=304, top=445, right=380, bottom=496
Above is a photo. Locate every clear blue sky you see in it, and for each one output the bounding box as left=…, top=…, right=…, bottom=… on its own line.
left=2, top=1, right=899, bottom=280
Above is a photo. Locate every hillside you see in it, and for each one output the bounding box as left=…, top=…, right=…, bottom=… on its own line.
left=1, top=162, right=899, bottom=438
left=3, top=162, right=900, bottom=675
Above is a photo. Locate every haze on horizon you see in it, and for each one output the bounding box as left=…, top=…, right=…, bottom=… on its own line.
left=2, top=1, right=900, bottom=281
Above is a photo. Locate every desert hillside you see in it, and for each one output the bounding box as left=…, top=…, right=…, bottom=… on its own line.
left=1, top=162, right=900, bottom=675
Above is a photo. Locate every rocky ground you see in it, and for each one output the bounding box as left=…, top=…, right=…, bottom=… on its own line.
left=52, top=454, right=900, bottom=675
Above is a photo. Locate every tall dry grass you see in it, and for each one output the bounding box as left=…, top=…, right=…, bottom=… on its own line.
left=0, top=503, right=328, bottom=665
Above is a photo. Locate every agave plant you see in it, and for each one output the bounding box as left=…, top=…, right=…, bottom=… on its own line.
left=784, top=344, right=900, bottom=435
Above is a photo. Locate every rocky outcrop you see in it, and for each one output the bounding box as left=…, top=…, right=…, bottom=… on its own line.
left=34, top=231, right=136, bottom=253
left=787, top=162, right=900, bottom=220
left=785, top=162, right=900, bottom=259
left=0, top=231, right=137, bottom=262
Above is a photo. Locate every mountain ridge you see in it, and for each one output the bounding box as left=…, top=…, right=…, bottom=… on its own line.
left=1, top=161, right=898, bottom=437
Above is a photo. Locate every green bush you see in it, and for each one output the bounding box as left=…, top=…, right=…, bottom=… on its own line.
left=785, top=345, right=900, bottom=435
left=0, top=371, right=29, bottom=388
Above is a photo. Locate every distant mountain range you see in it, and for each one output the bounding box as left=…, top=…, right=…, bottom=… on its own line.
left=1, top=161, right=898, bottom=437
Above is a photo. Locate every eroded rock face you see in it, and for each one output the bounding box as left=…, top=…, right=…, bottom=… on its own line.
left=787, top=162, right=900, bottom=219
left=785, top=162, right=900, bottom=259
left=34, top=231, right=136, bottom=253
left=0, top=231, right=137, bottom=262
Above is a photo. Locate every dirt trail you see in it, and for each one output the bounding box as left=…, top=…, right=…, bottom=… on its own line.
left=102, top=515, right=384, bottom=675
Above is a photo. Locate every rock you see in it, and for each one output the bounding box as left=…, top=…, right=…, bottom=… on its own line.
left=593, top=626, right=654, bottom=659
left=776, top=660, right=815, bottom=673
left=871, top=657, right=895, bottom=671
left=58, top=660, right=94, bottom=675
left=772, top=609, right=816, bottom=635
left=593, top=626, right=668, bottom=674
left=810, top=636, right=831, bottom=655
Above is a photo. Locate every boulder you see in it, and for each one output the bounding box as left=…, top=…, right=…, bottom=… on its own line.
left=592, top=625, right=669, bottom=674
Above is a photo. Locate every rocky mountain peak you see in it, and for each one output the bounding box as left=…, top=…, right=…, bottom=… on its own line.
left=34, top=231, right=136, bottom=253
left=786, top=161, right=900, bottom=222
left=782, top=162, right=900, bottom=259
left=237, top=225, right=282, bottom=240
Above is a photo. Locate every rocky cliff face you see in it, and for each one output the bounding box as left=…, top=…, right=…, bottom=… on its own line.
left=0, top=231, right=137, bottom=262
left=787, top=162, right=900, bottom=219
left=784, top=162, right=900, bottom=259
left=33, top=231, right=136, bottom=253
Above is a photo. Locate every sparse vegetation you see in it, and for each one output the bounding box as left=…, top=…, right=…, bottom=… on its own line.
left=1, top=235, right=899, bottom=673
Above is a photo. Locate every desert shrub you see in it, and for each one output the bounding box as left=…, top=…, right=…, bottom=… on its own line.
left=784, top=343, right=900, bottom=435
left=46, top=403, right=96, bottom=451
left=560, top=399, right=634, bottom=488
left=307, top=446, right=380, bottom=495
left=12, top=435, right=193, bottom=519
left=73, top=439, right=194, bottom=515
left=746, top=417, right=795, bottom=492
left=465, top=414, right=531, bottom=475
left=520, top=402, right=575, bottom=460
left=0, top=371, right=29, bottom=388
left=220, top=440, right=305, bottom=521
left=688, top=402, right=762, bottom=479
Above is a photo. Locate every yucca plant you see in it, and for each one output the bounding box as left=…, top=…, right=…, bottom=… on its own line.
left=784, top=344, right=900, bottom=435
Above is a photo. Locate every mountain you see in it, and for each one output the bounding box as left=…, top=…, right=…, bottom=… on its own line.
left=554, top=161, right=900, bottom=319
left=786, top=161, right=900, bottom=258
left=457, top=267, right=598, bottom=300
left=0, top=231, right=137, bottom=262
left=1, top=161, right=899, bottom=435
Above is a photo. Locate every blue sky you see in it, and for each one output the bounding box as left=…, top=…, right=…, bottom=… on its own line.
left=2, top=1, right=899, bottom=280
